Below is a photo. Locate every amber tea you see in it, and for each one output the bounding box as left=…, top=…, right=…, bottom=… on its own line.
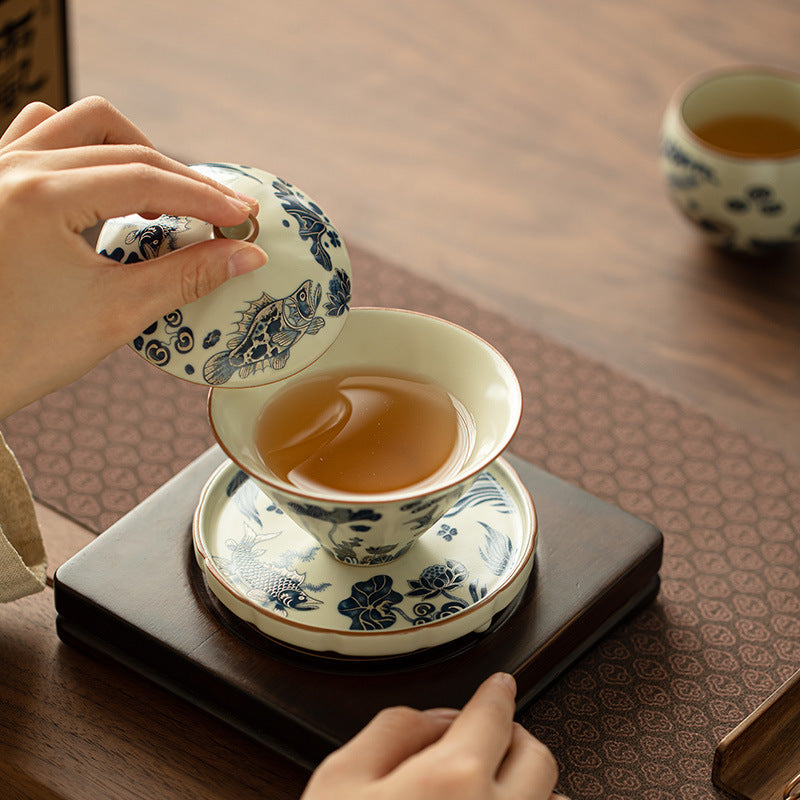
left=254, top=367, right=474, bottom=495
left=691, top=113, right=800, bottom=158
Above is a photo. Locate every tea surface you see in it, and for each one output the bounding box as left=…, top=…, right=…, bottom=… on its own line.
left=255, top=368, right=471, bottom=494
left=692, top=113, right=800, bottom=157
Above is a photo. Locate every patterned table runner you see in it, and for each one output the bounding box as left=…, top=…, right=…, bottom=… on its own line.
left=2, top=241, right=798, bottom=800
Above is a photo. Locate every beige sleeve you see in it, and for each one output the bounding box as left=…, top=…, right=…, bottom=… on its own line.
left=0, top=431, right=46, bottom=602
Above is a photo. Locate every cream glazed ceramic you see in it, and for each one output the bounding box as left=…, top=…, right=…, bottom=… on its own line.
left=209, top=308, right=523, bottom=565
left=96, top=163, right=352, bottom=386
left=193, top=456, right=536, bottom=657
left=660, top=66, right=800, bottom=253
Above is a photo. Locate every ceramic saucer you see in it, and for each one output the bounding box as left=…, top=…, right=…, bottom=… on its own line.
left=193, top=456, right=536, bottom=657
left=96, top=163, right=351, bottom=388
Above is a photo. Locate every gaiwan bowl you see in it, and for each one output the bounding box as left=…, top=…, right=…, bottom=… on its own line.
left=208, top=308, right=522, bottom=565
left=96, top=163, right=351, bottom=387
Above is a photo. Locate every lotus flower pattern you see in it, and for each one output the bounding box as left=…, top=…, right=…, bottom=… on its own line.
left=406, top=560, right=468, bottom=600
left=338, top=575, right=403, bottom=631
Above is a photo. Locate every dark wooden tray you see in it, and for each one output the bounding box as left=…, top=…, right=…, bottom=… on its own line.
left=54, top=447, right=663, bottom=770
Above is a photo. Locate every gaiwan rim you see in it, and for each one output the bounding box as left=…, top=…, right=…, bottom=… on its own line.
left=207, top=306, right=524, bottom=506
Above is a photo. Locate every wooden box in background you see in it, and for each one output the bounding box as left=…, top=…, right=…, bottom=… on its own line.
left=0, top=0, right=69, bottom=133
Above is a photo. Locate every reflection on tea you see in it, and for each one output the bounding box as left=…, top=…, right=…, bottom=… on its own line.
left=255, top=368, right=474, bottom=494
left=692, top=113, right=800, bottom=157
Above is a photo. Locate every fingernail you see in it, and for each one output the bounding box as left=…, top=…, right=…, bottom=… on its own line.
left=423, top=708, right=460, bottom=721
left=233, top=190, right=259, bottom=213
left=228, top=244, right=267, bottom=277
left=493, top=671, right=517, bottom=695
left=227, top=196, right=253, bottom=215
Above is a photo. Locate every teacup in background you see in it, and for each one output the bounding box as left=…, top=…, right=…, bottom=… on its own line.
left=660, top=66, right=800, bottom=253
left=209, top=308, right=522, bottom=566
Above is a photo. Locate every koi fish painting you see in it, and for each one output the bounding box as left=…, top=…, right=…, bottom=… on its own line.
left=203, top=279, right=325, bottom=385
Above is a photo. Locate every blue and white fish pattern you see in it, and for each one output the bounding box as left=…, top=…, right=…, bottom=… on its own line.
left=212, top=530, right=327, bottom=617
left=203, top=279, right=325, bottom=385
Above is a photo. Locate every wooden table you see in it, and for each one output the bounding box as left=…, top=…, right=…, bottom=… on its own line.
left=69, top=0, right=800, bottom=462
left=2, top=1, right=800, bottom=798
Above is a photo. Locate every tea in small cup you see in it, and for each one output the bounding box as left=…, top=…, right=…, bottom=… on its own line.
left=209, top=308, right=522, bottom=566
left=660, top=66, right=800, bottom=253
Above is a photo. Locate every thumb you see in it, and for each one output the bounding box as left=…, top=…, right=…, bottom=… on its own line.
left=103, top=238, right=268, bottom=329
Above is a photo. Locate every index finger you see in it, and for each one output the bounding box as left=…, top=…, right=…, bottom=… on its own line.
left=43, top=163, right=255, bottom=230
left=9, top=144, right=259, bottom=213
left=438, top=672, right=517, bottom=768
left=0, top=101, right=57, bottom=147
left=3, top=96, right=154, bottom=151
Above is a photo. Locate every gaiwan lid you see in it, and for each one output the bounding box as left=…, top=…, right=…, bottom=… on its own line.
left=96, top=162, right=351, bottom=387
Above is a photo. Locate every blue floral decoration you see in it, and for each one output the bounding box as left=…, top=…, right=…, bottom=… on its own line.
left=437, top=523, right=458, bottom=541
left=445, top=472, right=512, bottom=517
left=287, top=503, right=381, bottom=532
left=478, top=521, right=517, bottom=576
left=287, top=502, right=386, bottom=563
left=203, top=329, right=221, bottom=349
left=226, top=470, right=263, bottom=529
left=400, top=495, right=451, bottom=532
left=435, top=600, right=468, bottom=620
left=273, top=177, right=342, bottom=272
left=338, top=575, right=403, bottom=630
left=406, top=560, right=468, bottom=600
left=660, top=138, right=717, bottom=188
left=124, top=305, right=195, bottom=367
left=99, top=246, right=141, bottom=264
left=324, top=268, right=351, bottom=317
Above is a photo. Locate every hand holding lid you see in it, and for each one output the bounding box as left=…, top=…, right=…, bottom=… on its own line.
left=97, top=163, right=352, bottom=387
